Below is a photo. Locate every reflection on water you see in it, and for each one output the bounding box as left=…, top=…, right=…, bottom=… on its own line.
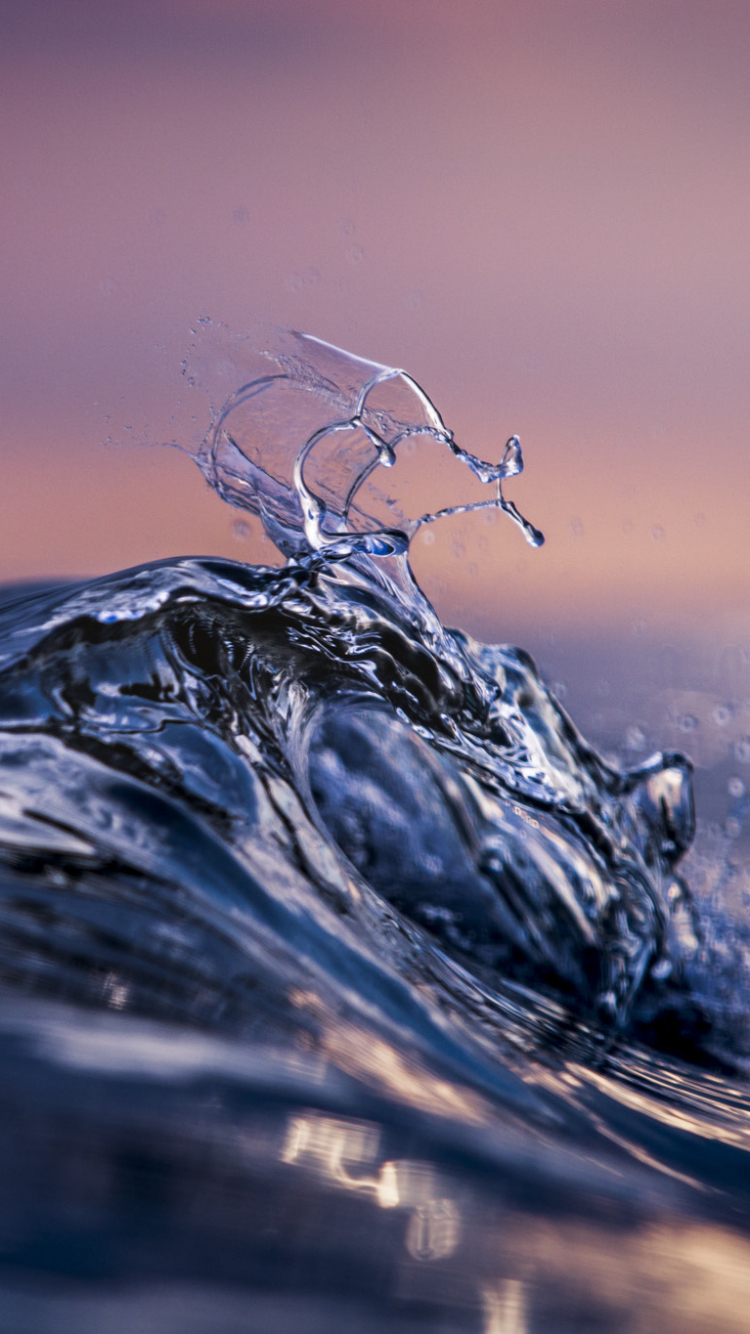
left=0, top=331, right=749, bottom=1330
left=281, top=1112, right=462, bottom=1260
left=482, top=1282, right=527, bottom=1334
left=3, top=992, right=750, bottom=1332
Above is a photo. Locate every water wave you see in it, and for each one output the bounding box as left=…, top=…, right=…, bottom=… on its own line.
left=0, top=328, right=748, bottom=1331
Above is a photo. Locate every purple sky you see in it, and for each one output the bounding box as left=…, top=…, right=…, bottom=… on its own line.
left=2, top=0, right=750, bottom=638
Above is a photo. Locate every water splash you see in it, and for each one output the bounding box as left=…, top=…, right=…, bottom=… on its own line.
left=190, top=325, right=544, bottom=558
left=0, top=327, right=698, bottom=1036
left=0, top=328, right=748, bottom=1329
left=178, top=326, right=695, bottom=1027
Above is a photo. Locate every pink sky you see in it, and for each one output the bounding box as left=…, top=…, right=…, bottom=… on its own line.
left=2, top=0, right=749, bottom=637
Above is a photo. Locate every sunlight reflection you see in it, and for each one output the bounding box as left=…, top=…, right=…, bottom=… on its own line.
left=482, top=1279, right=528, bottom=1334
left=281, top=1112, right=462, bottom=1260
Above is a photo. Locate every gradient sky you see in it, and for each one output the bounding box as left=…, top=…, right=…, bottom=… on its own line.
left=2, top=0, right=750, bottom=641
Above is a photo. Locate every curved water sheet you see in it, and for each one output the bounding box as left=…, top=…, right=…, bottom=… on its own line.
left=185, top=321, right=545, bottom=557
left=0, top=333, right=748, bottom=1332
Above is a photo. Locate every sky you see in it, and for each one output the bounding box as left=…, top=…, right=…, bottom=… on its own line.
left=2, top=0, right=750, bottom=643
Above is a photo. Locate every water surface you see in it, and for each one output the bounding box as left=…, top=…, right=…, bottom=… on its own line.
left=0, top=330, right=748, bottom=1332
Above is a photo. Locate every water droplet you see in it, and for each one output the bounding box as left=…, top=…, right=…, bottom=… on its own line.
left=570, top=517, right=584, bottom=537
left=651, top=525, right=664, bottom=542
left=678, top=714, right=698, bottom=732
left=626, top=725, right=646, bottom=751
left=728, top=777, right=745, bottom=798
left=500, top=437, right=523, bottom=477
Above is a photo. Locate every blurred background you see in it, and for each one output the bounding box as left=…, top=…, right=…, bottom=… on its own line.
left=3, top=13, right=750, bottom=1325
left=2, top=0, right=750, bottom=748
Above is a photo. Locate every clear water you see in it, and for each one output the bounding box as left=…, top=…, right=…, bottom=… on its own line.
left=0, top=330, right=749, bottom=1333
